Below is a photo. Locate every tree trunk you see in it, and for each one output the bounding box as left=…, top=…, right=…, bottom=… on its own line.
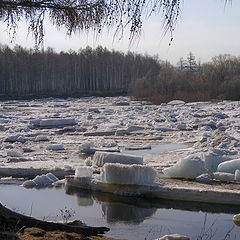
left=0, top=203, right=109, bottom=235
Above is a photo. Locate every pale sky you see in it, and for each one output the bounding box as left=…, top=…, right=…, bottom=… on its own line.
left=1, top=0, right=240, bottom=64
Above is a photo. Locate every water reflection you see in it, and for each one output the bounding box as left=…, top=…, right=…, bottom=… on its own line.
left=65, top=186, right=157, bottom=224
left=65, top=184, right=240, bottom=225
left=65, top=187, right=94, bottom=206
left=101, top=203, right=156, bottom=224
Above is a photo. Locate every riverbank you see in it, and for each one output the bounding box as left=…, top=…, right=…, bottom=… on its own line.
left=1, top=228, right=119, bottom=240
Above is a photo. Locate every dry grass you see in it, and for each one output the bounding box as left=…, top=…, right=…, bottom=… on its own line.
left=17, top=227, right=120, bottom=240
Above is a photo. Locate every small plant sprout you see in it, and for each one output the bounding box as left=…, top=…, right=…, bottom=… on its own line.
left=59, top=207, right=76, bottom=224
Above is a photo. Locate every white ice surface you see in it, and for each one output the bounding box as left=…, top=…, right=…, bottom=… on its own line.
left=93, top=151, right=143, bottom=167
left=75, top=166, right=93, bottom=178
left=0, top=97, right=240, bottom=180
left=100, top=163, right=156, bottom=185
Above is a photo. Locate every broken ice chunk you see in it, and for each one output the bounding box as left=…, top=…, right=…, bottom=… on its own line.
left=100, top=163, right=156, bottom=185
left=35, top=135, right=50, bottom=142
left=235, top=169, right=240, bottom=182
left=31, top=118, right=77, bottom=128
left=46, top=144, right=65, bottom=151
left=22, top=173, right=59, bottom=188
left=158, top=234, right=189, bottom=240
left=217, top=159, right=240, bottom=174
left=203, top=149, right=231, bottom=173
left=93, top=151, right=143, bottom=167
left=46, top=173, right=59, bottom=182
left=213, top=172, right=235, bottom=182
left=84, top=157, right=93, bottom=166
left=75, top=166, right=93, bottom=178
left=22, top=180, right=36, bottom=188
left=163, top=156, right=205, bottom=179
left=34, top=175, right=54, bottom=186
left=5, top=135, right=26, bottom=143
left=79, top=142, right=96, bottom=154
left=7, top=151, right=23, bottom=158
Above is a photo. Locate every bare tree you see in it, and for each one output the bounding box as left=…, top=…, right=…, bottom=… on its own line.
left=0, top=0, right=182, bottom=44
left=0, top=0, right=233, bottom=44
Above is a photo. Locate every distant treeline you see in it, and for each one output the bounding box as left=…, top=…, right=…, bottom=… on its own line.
left=1, top=45, right=239, bottom=102
left=129, top=53, right=240, bottom=103
left=0, top=45, right=159, bottom=99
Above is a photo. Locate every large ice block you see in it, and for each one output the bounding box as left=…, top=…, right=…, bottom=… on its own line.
left=217, top=159, right=240, bottom=174
left=163, top=156, right=205, bottom=179
left=203, top=149, right=231, bottom=173
left=93, top=151, right=143, bottom=167
left=100, top=163, right=156, bottom=185
left=75, top=166, right=93, bottom=178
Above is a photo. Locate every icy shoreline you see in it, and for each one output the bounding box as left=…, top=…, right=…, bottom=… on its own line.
left=65, top=176, right=240, bottom=205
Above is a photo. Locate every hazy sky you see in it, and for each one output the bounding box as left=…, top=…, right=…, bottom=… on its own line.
left=1, top=0, right=240, bottom=64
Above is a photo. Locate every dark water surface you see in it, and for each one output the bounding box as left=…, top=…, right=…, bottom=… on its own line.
left=0, top=184, right=239, bottom=240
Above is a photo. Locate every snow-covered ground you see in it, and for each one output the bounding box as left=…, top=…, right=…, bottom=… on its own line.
left=0, top=96, right=239, bottom=178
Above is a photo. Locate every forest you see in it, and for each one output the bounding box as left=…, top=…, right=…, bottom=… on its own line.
left=0, top=45, right=239, bottom=102
left=129, top=53, right=240, bottom=103
left=0, top=45, right=159, bottom=99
